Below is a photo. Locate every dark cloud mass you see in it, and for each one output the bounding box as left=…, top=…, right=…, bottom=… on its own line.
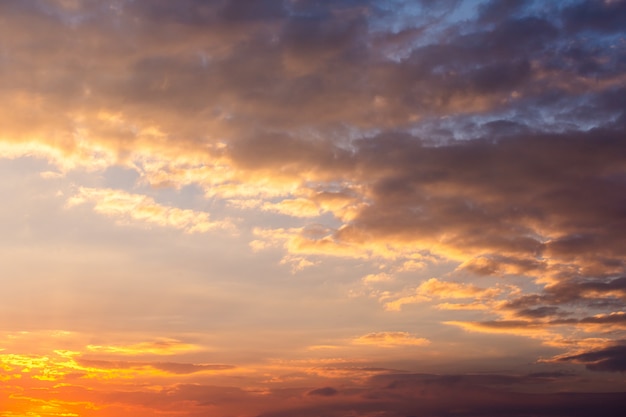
left=2, top=0, right=625, bottom=324
left=307, top=386, right=339, bottom=396
left=557, top=340, right=626, bottom=372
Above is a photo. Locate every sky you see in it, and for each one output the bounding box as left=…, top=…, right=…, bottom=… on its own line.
left=0, top=0, right=625, bottom=416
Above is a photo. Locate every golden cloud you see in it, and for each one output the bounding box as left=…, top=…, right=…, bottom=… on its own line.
left=67, top=187, right=231, bottom=233
left=384, top=278, right=510, bottom=311
left=352, top=332, right=430, bottom=347
left=86, top=339, right=199, bottom=356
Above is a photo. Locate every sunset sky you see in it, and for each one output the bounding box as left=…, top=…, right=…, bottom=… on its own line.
left=1, top=0, right=626, bottom=416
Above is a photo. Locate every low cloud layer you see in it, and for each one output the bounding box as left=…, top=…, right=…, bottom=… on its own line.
left=258, top=372, right=626, bottom=417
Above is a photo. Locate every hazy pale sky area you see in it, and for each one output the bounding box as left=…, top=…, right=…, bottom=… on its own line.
left=1, top=1, right=625, bottom=416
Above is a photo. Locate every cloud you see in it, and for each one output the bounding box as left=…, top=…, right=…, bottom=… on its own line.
left=419, top=278, right=501, bottom=299
left=446, top=311, right=626, bottom=348
left=86, top=339, right=199, bottom=355
left=494, top=278, right=626, bottom=329
left=445, top=319, right=552, bottom=339
left=554, top=340, right=626, bottom=372
left=435, top=301, right=492, bottom=311
left=362, top=273, right=393, bottom=284
left=2, top=0, right=624, bottom=265
left=67, top=187, right=230, bottom=233
left=2, top=338, right=625, bottom=417
left=352, top=332, right=430, bottom=347
left=384, top=278, right=510, bottom=311
left=307, top=386, right=339, bottom=397
left=261, top=198, right=322, bottom=218
left=257, top=372, right=626, bottom=417
left=563, top=0, right=626, bottom=33
left=0, top=0, right=625, bottom=379
left=76, top=358, right=235, bottom=375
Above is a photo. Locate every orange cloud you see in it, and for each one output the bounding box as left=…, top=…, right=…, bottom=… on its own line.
left=384, top=278, right=509, bottom=311
left=0, top=334, right=243, bottom=417
left=362, top=273, right=393, bottom=284
left=76, top=358, right=234, bottom=375
left=86, top=339, right=199, bottom=356
left=262, top=198, right=322, bottom=218
left=352, top=332, right=430, bottom=347
left=419, top=278, right=503, bottom=299
left=436, top=301, right=491, bottom=311
left=67, top=187, right=231, bottom=233
left=444, top=320, right=553, bottom=340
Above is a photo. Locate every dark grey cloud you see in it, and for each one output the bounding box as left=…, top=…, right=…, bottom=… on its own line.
left=219, top=0, right=286, bottom=22
left=563, top=0, right=626, bottom=33
left=500, top=276, right=626, bottom=321
left=557, top=341, right=626, bottom=372
left=124, top=0, right=215, bottom=23
left=342, top=128, right=626, bottom=258
left=325, top=125, right=625, bottom=327
left=515, top=306, right=564, bottom=319
left=307, top=386, right=339, bottom=397
left=477, top=0, right=531, bottom=23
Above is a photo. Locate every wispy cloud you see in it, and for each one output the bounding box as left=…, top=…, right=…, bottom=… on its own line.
left=352, top=332, right=430, bottom=347
left=67, top=187, right=231, bottom=233
left=86, top=338, right=199, bottom=355
left=384, top=278, right=512, bottom=311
